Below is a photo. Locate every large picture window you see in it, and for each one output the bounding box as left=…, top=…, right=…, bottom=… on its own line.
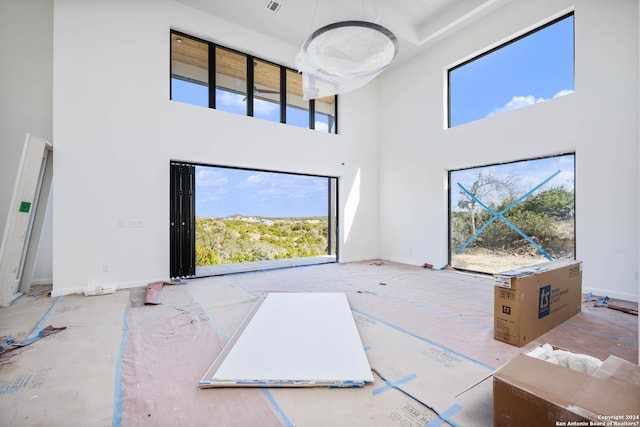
left=449, top=153, right=575, bottom=274
left=448, top=13, right=574, bottom=127
left=170, top=162, right=338, bottom=278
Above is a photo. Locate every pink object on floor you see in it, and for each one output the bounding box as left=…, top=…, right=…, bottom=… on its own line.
left=144, top=281, right=165, bottom=305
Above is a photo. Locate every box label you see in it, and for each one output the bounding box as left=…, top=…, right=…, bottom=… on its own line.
left=502, top=305, right=511, bottom=315
left=497, top=288, right=516, bottom=301
left=538, top=285, right=551, bottom=319
left=568, top=264, right=581, bottom=278
left=494, top=276, right=512, bottom=289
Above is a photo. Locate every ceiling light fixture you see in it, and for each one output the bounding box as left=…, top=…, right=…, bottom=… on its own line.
left=296, top=20, right=399, bottom=100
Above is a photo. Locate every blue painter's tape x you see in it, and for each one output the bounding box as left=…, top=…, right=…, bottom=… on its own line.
left=371, top=367, right=464, bottom=427
left=372, top=373, right=417, bottom=395
left=456, top=170, right=561, bottom=260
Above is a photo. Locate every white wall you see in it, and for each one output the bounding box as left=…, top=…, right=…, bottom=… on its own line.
left=377, top=0, right=639, bottom=301
left=0, top=0, right=54, bottom=286
left=6, top=0, right=639, bottom=302
left=50, top=0, right=380, bottom=295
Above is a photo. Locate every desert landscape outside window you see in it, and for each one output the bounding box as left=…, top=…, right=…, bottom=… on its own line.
left=449, top=153, right=575, bottom=274
left=194, top=165, right=337, bottom=272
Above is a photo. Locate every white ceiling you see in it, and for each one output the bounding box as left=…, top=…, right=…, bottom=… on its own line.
left=176, top=0, right=514, bottom=64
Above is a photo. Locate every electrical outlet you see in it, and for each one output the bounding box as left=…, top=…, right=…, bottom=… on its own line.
left=129, top=220, right=144, bottom=228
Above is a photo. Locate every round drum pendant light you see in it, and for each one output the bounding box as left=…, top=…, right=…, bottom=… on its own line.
left=296, top=20, right=399, bottom=99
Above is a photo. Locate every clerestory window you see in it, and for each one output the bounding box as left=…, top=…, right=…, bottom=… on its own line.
left=170, top=31, right=337, bottom=133
left=448, top=13, right=574, bottom=128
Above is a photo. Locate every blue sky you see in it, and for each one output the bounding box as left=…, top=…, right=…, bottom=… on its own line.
left=171, top=81, right=331, bottom=131
left=176, top=14, right=574, bottom=219
left=449, top=14, right=574, bottom=127
left=450, top=154, right=575, bottom=212
left=195, top=166, right=329, bottom=218
left=171, top=82, right=332, bottom=218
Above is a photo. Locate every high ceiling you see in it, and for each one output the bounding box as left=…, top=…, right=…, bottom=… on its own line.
left=176, top=0, right=513, bottom=65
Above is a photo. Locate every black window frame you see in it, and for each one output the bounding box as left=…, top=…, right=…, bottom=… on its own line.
left=169, top=161, right=340, bottom=277
left=170, top=30, right=338, bottom=134
left=447, top=12, right=575, bottom=128
left=447, top=152, right=577, bottom=275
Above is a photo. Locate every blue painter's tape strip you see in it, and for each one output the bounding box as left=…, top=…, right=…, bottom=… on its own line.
left=425, top=404, right=463, bottom=427
left=18, top=330, right=51, bottom=347
left=456, top=169, right=561, bottom=258
left=365, top=289, right=491, bottom=330
left=499, top=216, right=553, bottom=260
left=583, top=306, right=638, bottom=325
left=164, top=303, right=187, bottom=312
left=328, top=383, right=364, bottom=388
left=261, top=388, right=295, bottom=427
left=26, top=296, right=62, bottom=341
left=334, top=380, right=365, bottom=386
left=560, top=323, right=638, bottom=345
left=502, top=170, right=562, bottom=213
left=112, top=307, right=129, bottom=427
left=184, top=284, right=229, bottom=342
left=209, top=259, right=334, bottom=279
left=353, top=308, right=495, bottom=371
left=372, top=368, right=464, bottom=427
left=457, top=180, right=554, bottom=260
left=0, top=386, right=21, bottom=395
left=373, top=373, right=417, bottom=395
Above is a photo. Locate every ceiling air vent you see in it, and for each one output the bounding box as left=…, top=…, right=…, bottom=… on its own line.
left=266, top=1, right=281, bottom=13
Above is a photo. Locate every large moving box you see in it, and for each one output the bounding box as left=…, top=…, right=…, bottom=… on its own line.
left=494, top=259, right=582, bottom=346
left=493, top=346, right=640, bottom=426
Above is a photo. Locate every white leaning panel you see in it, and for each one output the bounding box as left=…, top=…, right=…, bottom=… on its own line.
left=199, top=292, right=373, bottom=387
left=0, top=133, right=52, bottom=307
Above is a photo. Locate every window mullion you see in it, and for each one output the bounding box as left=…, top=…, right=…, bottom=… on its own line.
left=309, top=99, right=315, bottom=130
left=247, top=55, right=254, bottom=117
left=280, top=67, right=286, bottom=124
left=208, top=43, right=216, bottom=109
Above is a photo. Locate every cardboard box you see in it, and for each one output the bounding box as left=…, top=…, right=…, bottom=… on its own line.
left=494, top=259, right=582, bottom=346
left=493, top=347, right=640, bottom=426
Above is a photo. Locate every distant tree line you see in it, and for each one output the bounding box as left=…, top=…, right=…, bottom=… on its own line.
left=196, top=216, right=329, bottom=266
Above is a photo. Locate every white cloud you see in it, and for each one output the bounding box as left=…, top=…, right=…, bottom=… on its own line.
left=243, top=173, right=265, bottom=187
left=488, top=88, right=574, bottom=117
left=553, top=89, right=574, bottom=98
left=314, top=121, right=329, bottom=133
left=196, top=169, right=229, bottom=187
left=488, top=95, right=545, bottom=116
left=217, top=91, right=246, bottom=108
left=217, top=92, right=279, bottom=117
left=254, top=98, right=279, bottom=117
left=241, top=173, right=326, bottom=202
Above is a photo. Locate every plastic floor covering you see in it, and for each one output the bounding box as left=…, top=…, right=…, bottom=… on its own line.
left=0, top=261, right=637, bottom=426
